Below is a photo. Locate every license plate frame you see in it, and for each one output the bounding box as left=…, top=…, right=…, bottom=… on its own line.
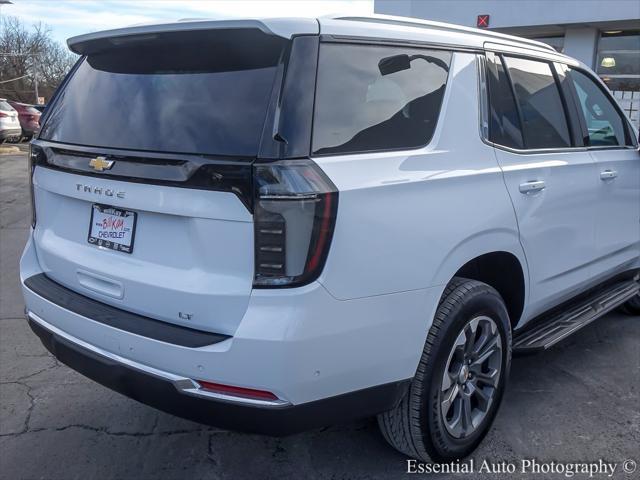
left=87, top=204, right=137, bottom=254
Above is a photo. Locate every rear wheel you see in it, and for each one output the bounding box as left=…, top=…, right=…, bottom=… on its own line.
left=378, top=278, right=512, bottom=461
left=618, top=293, right=640, bottom=315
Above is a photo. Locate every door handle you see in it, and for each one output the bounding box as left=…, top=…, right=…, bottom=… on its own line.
left=600, top=170, right=618, bottom=181
left=519, top=180, right=546, bottom=194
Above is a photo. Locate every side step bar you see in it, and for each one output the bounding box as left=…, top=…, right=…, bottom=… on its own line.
left=514, top=277, right=639, bottom=354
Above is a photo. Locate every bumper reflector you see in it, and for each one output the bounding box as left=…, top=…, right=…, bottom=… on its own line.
left=197, top=380, right=279, bottom=401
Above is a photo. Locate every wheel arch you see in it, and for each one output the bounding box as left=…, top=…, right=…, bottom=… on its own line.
left=454, top=252, right=526, bottom=328
left=431, top=230, right=529, bottom=328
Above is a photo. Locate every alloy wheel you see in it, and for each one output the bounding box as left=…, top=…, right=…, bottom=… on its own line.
left=440, top=316, right=503, bottom=439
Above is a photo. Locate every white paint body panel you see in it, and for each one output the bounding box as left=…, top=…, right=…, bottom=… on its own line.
left=494, top=149, right=599, bottom=318
left=315, top=53, right=527, bottom=301
left=31, top=168, right=253, bottom=335
left=22, top=233, right=442, bottom=404
left=20, top=15, right=640, bottom=405
left=589, top=148, right=640, bottom=279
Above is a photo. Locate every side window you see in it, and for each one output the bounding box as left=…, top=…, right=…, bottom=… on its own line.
left=312, top=44, right=451, bottom=155
left=503, top=56, right=572, bottom=149
left=568, top=69, right=628, bottom=147
left=486, top=55, right=524, bottom=149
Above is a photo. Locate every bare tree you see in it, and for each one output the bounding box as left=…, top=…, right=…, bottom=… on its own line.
left=0, top=16, right=77, bottom=103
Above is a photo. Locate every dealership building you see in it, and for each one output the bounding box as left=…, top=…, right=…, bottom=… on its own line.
left=375, top=0, right=640, bottom=128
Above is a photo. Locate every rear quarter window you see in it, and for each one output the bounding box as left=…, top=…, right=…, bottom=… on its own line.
left=312, top=43, right=451, bottom=156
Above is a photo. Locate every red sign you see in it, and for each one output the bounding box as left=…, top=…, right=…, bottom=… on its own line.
left=477, top=15, right=490, bottom=28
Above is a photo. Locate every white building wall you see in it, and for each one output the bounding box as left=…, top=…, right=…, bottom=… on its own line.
left=563, top=28, right=599, bottom=67
left=375, top=0, right=638, bottom=29
left=375, top=0, right=640, bottom=129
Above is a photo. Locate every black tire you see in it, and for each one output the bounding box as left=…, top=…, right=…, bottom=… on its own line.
left=378, top=277, right=512, bottom=461
left=618, top=294, right=640, bottom=315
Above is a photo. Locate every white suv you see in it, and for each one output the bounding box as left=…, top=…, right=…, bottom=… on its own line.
left=20, top=15, right=639, bottom=461
left=0, top=99, right=21, bottom=144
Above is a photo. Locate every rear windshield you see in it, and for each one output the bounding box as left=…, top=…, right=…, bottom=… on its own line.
left=40, top=31, right=286, bottom=157
left=0, top=101, right=13, bottom=111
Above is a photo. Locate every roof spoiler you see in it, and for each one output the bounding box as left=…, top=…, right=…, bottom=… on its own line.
left=67, top=18, right=318, bottom=55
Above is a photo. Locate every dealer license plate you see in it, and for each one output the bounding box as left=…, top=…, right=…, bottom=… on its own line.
left=87, top=204, right=137, bottom=254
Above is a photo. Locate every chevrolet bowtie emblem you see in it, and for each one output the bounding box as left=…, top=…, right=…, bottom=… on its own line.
left=89, top=156, right=114, bottom=172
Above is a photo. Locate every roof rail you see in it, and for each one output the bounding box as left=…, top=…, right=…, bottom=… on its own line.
left=330, top=14, right=556, bottom=53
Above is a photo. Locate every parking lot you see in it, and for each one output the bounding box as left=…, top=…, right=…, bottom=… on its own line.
left=0, top=147, right=638, bottom=479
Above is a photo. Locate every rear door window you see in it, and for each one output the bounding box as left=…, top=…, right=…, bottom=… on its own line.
left=40, top=32, right=286, bottom=157
left=503, top=56, right=572, bottom=149
left=568, top=68, right=629, bottom=147
left=312, top=43, right=451, bottom=155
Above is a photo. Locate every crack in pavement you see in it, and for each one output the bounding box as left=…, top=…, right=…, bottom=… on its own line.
left=0, top=380, right=35, bottom=436
left=0, top=361, right=59, bottom=384
left=0, top=423, right=211, bottom=439
left=0, top=379, right=217, bottom=440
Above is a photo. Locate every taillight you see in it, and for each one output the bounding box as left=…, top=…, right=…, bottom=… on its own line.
left=0, top=111, right=7, bottom=118
left=28, top=144, right=46, bottom=228
left=253, top=159, right=338, bottom=288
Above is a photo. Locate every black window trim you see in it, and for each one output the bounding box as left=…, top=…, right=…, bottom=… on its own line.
left=553, top=62, right=589, bottom=148
left=481, top=50, right=638, bottom=154
left=498, top=53, right=528, bottom=149
left=310, top=37, right=455, bottom=158
left=548, top=59, right=580, bottom=148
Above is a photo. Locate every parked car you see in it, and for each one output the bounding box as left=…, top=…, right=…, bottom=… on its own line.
left=7, top=100, right=41, bottom=141
left=20, top=15, right=639, bottom=462
left=0, top=99, right=21, bottom=144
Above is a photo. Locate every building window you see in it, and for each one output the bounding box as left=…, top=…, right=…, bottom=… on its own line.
left=531, top=36, right=564, bottom=53
left=596, top=30, right=640, bottom=128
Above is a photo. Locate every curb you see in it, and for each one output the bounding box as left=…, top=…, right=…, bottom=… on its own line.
left=0, top=146, right=21, bottom=154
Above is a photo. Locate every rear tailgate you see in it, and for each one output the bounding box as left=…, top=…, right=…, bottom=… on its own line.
left=31, top=149, right=253, bottom=335
left=30, top=27, right=290, bottom=335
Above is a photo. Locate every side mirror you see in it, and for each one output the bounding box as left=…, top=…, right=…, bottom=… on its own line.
left=378, top=54, right=411, bottom=76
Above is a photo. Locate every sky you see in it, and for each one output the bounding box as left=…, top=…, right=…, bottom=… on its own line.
left=1, top=0, right=374, bottom=44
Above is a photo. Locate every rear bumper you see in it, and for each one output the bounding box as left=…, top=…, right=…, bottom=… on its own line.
left=0, top=128, right=21, bottom=140
left=21, top=124, right=39, bottom=136
left=27, top=311, right=409, bottom=435
left=21, top=230, right=439, bottom=433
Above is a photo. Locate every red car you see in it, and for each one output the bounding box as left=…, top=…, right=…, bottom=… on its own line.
left=7, top=100, right=41, bottom=141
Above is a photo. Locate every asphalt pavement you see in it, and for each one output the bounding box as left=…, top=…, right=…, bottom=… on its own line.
left=1, top=147, right=638, bottom=479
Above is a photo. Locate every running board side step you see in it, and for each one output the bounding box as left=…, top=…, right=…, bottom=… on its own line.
left=513, top=278, right=639, bottom=354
